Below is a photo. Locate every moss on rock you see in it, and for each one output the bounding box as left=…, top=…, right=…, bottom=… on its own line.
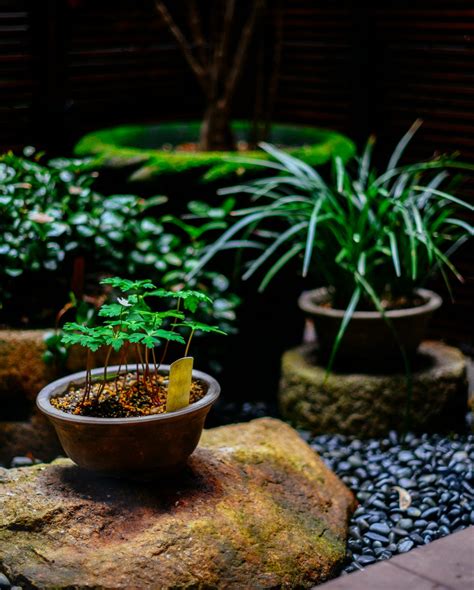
left=0, top=418, right=355, bottom=589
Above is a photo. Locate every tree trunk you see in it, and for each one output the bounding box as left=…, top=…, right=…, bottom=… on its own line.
left=199, top=101, right=235, bottom=151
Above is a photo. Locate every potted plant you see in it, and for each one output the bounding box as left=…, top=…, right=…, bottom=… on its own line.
left=187, top=121, right=473, bottom=371
left=37, top=277, right=225, bottom=477
left=0, top=149, right=239, bottom=405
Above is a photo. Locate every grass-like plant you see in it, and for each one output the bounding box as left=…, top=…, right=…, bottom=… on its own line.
left=60, top=277, right=225, bottom=413
left=188, top=121, right=474, bottom=369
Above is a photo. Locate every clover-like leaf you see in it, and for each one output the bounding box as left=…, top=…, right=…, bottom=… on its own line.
left=146, top=288, right=213, bottom=312
left=98, top=303, right=123, bottom=318
left=101, top=277, right=155, bottom=293
left=176, top=321, right=227, bottom=335
left=155, top=329, right=186, bottom=344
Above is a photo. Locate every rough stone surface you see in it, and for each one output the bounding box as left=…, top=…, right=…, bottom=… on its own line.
left=0, top=329, right=129, bottom=404
left=0, top=418, right=355, bottom=589
left=0, top=330, right=55, bottom=403
left=279, top=341, right=468, bottom=437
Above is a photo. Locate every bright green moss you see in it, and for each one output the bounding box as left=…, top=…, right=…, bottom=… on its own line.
left=75, top=121, right=355, bottom=184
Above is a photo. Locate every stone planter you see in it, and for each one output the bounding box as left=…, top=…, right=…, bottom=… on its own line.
left=0, top=328, right=132, bottom=404
left=298, top=287, right=442, bottom=369
left=279, top=341, right=468, bottom=437
left=74, top=121, right=355, bottom=196
left=37, top=365, right=220, bottom=477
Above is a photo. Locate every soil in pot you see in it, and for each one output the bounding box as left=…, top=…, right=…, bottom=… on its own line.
left=50, top=372, right=207, bottom=418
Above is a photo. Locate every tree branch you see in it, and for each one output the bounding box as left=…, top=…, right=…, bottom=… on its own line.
left=211, top=0, right=236, bottom=101
left=222, top=0, right=266, bottom=106
left=264, top=0, right=284, bottom=139
left=188, top=0, right=208, bottom=68
left=154, top=0, right=209, bottom=96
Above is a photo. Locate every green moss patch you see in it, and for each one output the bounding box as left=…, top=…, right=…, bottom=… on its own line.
left=75, top=121, right=355, bottom=184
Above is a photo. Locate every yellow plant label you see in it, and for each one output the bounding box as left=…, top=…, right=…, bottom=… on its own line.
left=166, top=356, right=194, bottom=413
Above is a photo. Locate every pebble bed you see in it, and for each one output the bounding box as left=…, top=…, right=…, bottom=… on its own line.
left=306, top=429, right=474, bottom=574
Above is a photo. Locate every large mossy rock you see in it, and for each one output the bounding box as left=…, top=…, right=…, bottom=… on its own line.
left=279, top=341, right=468, bottom=437
left=75, top=121, right=355, bottom=185
left=0, top=418, right=355, bottom=589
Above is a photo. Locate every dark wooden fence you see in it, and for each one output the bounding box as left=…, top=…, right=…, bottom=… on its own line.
left=1, top=0, right=473, bottom=345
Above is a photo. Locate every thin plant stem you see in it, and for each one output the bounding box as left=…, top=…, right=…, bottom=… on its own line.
left=145, top=346, right=150, bottom=379
left=115, top=342, right=130, bottom=395
left=184, top=328, right=195, bottom=357
left=136, top=343, right=146, bottom=372
left=151, top=347, right=159, bottom=400
left=160, top=298, right=181, bottom=365
left=135, top=344, right=141, bottom=386
left=97, top=345, right=113, bottom=402
left=82, top=349, right=92, bottom=406
left=152, top=347, right=159, bottom=375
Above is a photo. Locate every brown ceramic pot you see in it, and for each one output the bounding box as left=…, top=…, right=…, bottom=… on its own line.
left=37, top=365, right=220, bottom=478
left=298, top=287, right=442, bottom=368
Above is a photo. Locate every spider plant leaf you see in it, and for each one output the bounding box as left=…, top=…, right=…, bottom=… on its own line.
left=391, top=172, right=410, bottom=199
left=357, top=252, right=367, bottom=275
left=358, top=135, right=376, bottom=188
left=259, top=142, right=328, bottom=188
left=438, top=264, right=454, bottom=302
left=218, top=181, right=281, bottom=200
left=242, top=221, right=307, bottom=280
left=398, top=205, right=418, bottom=280
left=258, top=243, right=304, bottom=292
left=430, top=242, right=465, bottom=283
left=445, top=217, right=474, bottom=235
left=415, top=171, right=449, bottom=208
left=334, top=156, right=346, bottom=193
left=386, top=119, right=423, bottom=174
left=411, top=185, right=474, bottom=211
left=303, top=199, right=323, bottom=277
left=325, top=286, right=361, bottom=376
left=186, top=210, right=285, bottom=281
left=374, top=160, right=474, bottom=188
left=222, top=155, right=287, bottom=172
left=231, top=196, right=313, bottom=216
left=217, top=239, right=266, bottom=250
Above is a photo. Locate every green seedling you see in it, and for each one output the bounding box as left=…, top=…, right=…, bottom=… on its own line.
left=61, top=276, right=226, bottom=411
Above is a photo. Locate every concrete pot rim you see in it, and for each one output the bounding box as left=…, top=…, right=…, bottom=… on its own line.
left=37, top=364, right=220, bottom=426
left=298, top=287, right=442, bottom=320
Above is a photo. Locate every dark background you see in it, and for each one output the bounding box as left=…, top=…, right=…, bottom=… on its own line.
left=1, top=0, right=473, bottom=347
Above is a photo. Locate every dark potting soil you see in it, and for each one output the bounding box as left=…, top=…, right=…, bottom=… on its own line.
left=50, top=372, right=207, bottom=418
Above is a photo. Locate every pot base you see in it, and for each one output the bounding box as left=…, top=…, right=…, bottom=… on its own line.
left=279, top=341, right=468, bottom=437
